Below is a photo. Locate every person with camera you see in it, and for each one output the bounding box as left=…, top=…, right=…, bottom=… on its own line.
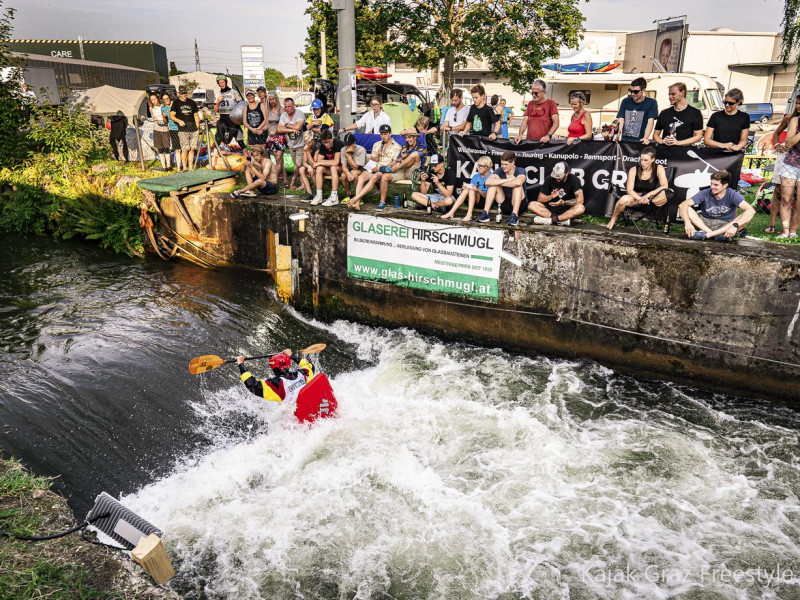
left=231, top=146, right=277, bottom=198
left=529, top=161, right=585, bottom=226
left=410, top=153, right=456, bottom=213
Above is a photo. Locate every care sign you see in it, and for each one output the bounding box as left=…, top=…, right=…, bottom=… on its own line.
left=347, top=215, right=504, bottom=301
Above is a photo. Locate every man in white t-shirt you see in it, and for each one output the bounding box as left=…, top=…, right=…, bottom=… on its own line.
left=278, top=97, right=306, bottom=189
left=344, top=96, right=392, bottom=134
left=214, top=75, right=243, bottom=145
left=440, top=89, right=470, bottom=133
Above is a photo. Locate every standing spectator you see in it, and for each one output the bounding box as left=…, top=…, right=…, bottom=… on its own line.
left=615, top=77, right=658, bottom=144
left=678, top=170, right=755, bottom=241
left=170, top=86, right=201, bottom=172
left=440, top=89, right=470, bottom=134
left=605, top=146, right=670, bottom=230
left=256, top=85, right=267, bottom=107
left=476, top=150, right=528, bottom=226
left=214, top=75, right=243, bottom=146
left=231, top=146, right=277, bottom=197
left=497, top=98, right=513, bottom=139
left=529, top=161, right=586, bottom=226
left=565, top=92, right=593, bottom=145
left=380, top=130, right=426, bottom=210
left=515, top=79, right=559, bottom=144
left=341, top=132, right=366, bottom=198
left=343, top=96, right=391, bottom=134
left=264, top=91, right=288, bottom=186
left=441, top=155, right=493, bottom=221
left=108, top=111, right=129, bottom=163
left=243, top=89, right=268, bottom=147
left=21, top=83, right=36, bottom=103
left=147, top=92, right=171, bottom=170
left=311, top=130, right=343, bottom=207
left=278, top=97, right=306, bottom=190
left=778, top=112, right=800, bottom=239
left=704, top=88, right=750, bottom=151
left=410, top=153, right=457, bottom=212
left=306, top=99, right=334, bottom=137
left=760, top=95, right=800, bottom=234
left=161, top=92, right=181, bottom=172
left=653, top=83, right=703, bottom=146
left=460, top=84, right=499, bottom=139
left=347, top=123, right=401, bottom=210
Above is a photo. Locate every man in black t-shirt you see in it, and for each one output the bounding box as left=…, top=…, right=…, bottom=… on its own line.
left=654, top=82, right=704, bottom=146
left=170, top=86, right=201, bottom=172
left=703, top=88, right=750, bottom=151
left=410, top=153, right=457, bottom=212
left=460, top=84, right=499, bottom=140
left=312, top=130, right=344, bottom=206
left=529, top=161, right=586, bottom=226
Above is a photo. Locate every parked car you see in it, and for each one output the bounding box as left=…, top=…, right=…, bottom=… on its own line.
left=192, top=88, right=215, bottom=108
left=740, top=102, right=773, bottom=125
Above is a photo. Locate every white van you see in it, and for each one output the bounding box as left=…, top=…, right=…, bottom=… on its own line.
left=544, top=71, right=724, bottom=135
left=192, top=88, right=215, bottom=108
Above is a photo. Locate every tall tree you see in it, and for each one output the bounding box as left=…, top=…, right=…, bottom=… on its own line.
left=302, top=0, right=388, bottom=83
left=0, top=2, right=27, bottom=168
left=263, top=68, right=285, bottom=89
left=368, top=0, right=585, bottom=93
left=782, top=0, right=800, bottom=82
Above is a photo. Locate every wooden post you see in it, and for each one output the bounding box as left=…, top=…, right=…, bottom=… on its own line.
left=133, top=116, right=146, bottom=171
left=131, top=534, right=175, bottom=585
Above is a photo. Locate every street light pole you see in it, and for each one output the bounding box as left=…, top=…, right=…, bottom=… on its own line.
left=332, top=0, right=355, bottom=130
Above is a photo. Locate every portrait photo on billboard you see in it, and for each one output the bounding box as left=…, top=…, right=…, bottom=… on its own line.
left=654, top=17, right=687, bottom=72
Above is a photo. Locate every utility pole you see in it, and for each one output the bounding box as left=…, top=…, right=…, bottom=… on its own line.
left=332, top=0, right=355, bottom=129
left=194, top=39, right=201, bottom=72
left=320, top=26, right=327, bottom=79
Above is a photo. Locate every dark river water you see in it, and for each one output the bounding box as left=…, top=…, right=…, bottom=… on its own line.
left=2, top=233, right=799, bottom=599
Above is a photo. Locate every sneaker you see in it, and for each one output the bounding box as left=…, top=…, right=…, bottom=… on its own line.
left=376, top=202, right=386, bottom=211
left=321, top=198, right=338, bottom=207
left=310, top=195, right=323, bottom=206
left=302, top=193, right=313, bottom=202
left=557, top=219, right=571, bottom=227
left=231, top=190, right=241, bottom=198
left=476, top=211, right=490, bottom=223
left=532, top=216, right=550, bottom=225
left=240, top=190, right=257, bottom=197
left=737, top=227, right=748, bottom=238
left=507, top=213, right=519, bottom=227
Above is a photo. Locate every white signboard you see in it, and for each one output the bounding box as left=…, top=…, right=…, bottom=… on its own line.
left=241, top=45, right=265, bottom=90
left=347, top=214, right=504, bottom=301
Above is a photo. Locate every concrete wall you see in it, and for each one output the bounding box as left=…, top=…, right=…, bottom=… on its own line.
left=158, top=195, right=800, bottom=403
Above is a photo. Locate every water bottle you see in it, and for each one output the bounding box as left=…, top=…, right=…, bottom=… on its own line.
left=393, top=193, right=402, bottom=208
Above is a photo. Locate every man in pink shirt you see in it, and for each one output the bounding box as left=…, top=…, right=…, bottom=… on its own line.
left=515, top=80, right=559, bottom=144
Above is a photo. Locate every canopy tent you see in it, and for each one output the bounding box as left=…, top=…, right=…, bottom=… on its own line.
left=382, top=102, right=419, bottom=132
left=69, top=85, right=147, bottom=118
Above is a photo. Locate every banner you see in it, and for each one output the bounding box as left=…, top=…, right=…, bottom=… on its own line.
left=347, top=214, right=504, bottom=301
left=447, top=137, right=745, bottom=217
left=654, top=17, right=687, bottom=72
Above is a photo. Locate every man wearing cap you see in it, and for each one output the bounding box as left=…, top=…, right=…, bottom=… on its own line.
left=377, top=129, right=426, bottom=210
left=170, top=86, right=201, bottom=172
left=347, top=123, right=401, bottom=210
left=306, top=99, right=334, bottom=137
left=410, top=153, right=456, bottom=212
left=214, top=75, right=243, bottom=146
left=529, top=161, right=585, bottom=226
left=476, top=151, right=528, bottom=226
left=343, top=96, right=392, bottom=134
left=341, top=132, right=367, bottom=198
left=278, top=97, right=306, bottom=189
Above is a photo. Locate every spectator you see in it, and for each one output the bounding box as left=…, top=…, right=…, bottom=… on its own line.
left=243, top=89, right=268, bottom=147
left=530, top=161, right=586, bottom=226
left=170, top=86, right=201, bottom=172
left=379, top=130, right=426, bottom=210
left=615, top=77, right=658, bottom=144
left=256, top=85, right=267, bottom=107
left=461, top=84, right=499, bottom=139
left=343, top=96, right=391, bottom=134
left=278, top=97, right=306, bottom=190
left=778, top=112, right=800, bottom=239
left=147, top=92, right=171, bottom=170
left=298, top=131, right=317, bottom=201
left=214, top=75, right=243, bottom=147
left=441, top=155, right=493, bottom=221
left=347, top=123, right=401, bottom=210
left=108, top=110, right=129, bottom=163
left=440, top=89, right=470, bottom=134
left=341, top=132, right=366, bottom=198
left=515, top=80, right=559, bottom=144
left=306, top=99, right=334, bottom=137
left=311, top=130, right=343, bottom=207
left=231, top=146, right=277, bottom=198
left=161, top=92, right=181, bottom=171
left=565, top=92, right=592, bottom=145
left=760, top=95, right=800, bottom=234
left=653, top=83, right=703, bottom=146
left=410, top=153, right=456, bottom=212
left=704, top=88, right=750, bottom=151
left=264, top=91, right=288, bottom=186
left=605, top=146, right=670, bottom=230
left=497, top=98, right=513, bottom=139
left=21, top=82, right=36, bottom=103
left=405, top=115, right=439, bottom=155
left=475, top=150, right=528, bottom=226
left=678, top=169, right=754, bottom=241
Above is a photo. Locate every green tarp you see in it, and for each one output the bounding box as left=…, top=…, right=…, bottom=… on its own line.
left=137, top=170, right=236, bottom=193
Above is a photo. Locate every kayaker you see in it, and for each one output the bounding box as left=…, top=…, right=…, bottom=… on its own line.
left=236, top=349, right=314, bottom=403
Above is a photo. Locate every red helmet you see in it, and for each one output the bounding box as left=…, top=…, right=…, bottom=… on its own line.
left=268, top=353, right=291, bottom=372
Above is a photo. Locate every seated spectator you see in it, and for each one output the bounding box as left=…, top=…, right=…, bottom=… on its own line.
left=460, top=84, right=499, bottom=139
left=566, top=92, right=593, bottom=145
left=347, top=123, right=401, bottom=210
left=475, top=151, right=528, bottom=226
left=704, top=88, right=750, bottom=151
left=310, top=130, right=343, bottom=206
left=341, top=133, right=366, bottom=198
left=406, top=115, right=440, bottom=155
left=410, top=153, right=456, bottom=212
left=653, top=83, right=703, bottom=146
left=678, top=169, right=754, bottom=241
left=441, top=155, right=493, bottom=221
left=298, top=131, right=318, bottom=202
left=378, top=130, right=426, bottom=210
left=306, top=99, right=333, bottom=137
left=616, top=77, right=658, bottom=144
left=343, top=96, right=391, bottom=134
left=605, top=146, right=669, bottom=230
left=440, top=89, right=470, bottom=134
left=231, top=146, right=277, bottom=197
left=529, top=161, right=585, bottom=226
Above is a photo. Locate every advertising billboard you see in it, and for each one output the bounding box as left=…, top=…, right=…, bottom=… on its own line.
left=654, top=17, right=687, bottom=73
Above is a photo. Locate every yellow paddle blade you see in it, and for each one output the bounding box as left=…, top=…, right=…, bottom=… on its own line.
left=188, top=355, right=226, bottom=375
left=300, top=343, right=326, bottom=354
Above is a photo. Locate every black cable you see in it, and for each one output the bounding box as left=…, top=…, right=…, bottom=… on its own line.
left=0, top=512, right=111, bottom=542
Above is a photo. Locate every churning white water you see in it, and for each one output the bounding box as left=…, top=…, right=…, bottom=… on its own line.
left=126, top=319, right=800, bottom=599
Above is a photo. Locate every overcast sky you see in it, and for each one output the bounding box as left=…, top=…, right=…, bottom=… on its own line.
left=9, top=0, right=785, bottom=74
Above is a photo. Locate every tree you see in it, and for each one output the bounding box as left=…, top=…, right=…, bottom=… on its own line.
left=782, top=0, right=800, bottom=83
left=0, top=2, right=27, bottom=169
left=301, top=0, right=388, bottom=83
left=169, top=61, right=185, bottom=76
left=263, top=67, right=285, bottom=89
left=367, top=0, right=585, bottom=93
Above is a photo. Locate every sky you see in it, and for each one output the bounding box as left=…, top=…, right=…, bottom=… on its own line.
left=8, top=0, right=786, bottom=75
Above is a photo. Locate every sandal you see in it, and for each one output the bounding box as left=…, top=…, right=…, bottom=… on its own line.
left=764, top=226, right=776, bottom=234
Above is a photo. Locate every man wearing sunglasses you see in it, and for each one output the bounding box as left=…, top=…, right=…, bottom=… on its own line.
left=615, top=77, right=658, bottom=144
left=654, top=82, right=704, bottom=146
left=515, top=80, right=558, bottom=144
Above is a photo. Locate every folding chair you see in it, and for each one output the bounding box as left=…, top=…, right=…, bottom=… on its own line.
left=620, top=166, right=676, bottom=234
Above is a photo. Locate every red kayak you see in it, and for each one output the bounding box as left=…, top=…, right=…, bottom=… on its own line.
left=295, top=373, right=338, bottom=423
left=358, top=72, right=391, bottom=80
left=356, top=66, right=382, bottom=73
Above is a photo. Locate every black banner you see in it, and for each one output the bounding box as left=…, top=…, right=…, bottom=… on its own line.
left=447, top=137, right=745, bottom=217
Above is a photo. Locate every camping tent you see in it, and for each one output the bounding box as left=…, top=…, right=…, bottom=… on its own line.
left=69, top=85, right=147, bottom=119
left=382, top=102, right=420, bottom=131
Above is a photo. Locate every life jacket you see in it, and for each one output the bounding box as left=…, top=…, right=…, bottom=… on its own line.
left=277, top=372, right=307, bottom=405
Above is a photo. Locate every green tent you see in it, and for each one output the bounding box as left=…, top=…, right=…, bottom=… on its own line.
left=382, top=102, right=420, bottom=131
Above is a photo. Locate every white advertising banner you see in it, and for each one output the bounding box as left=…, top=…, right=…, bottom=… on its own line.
left=241, top=45, right=265, bottom=90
